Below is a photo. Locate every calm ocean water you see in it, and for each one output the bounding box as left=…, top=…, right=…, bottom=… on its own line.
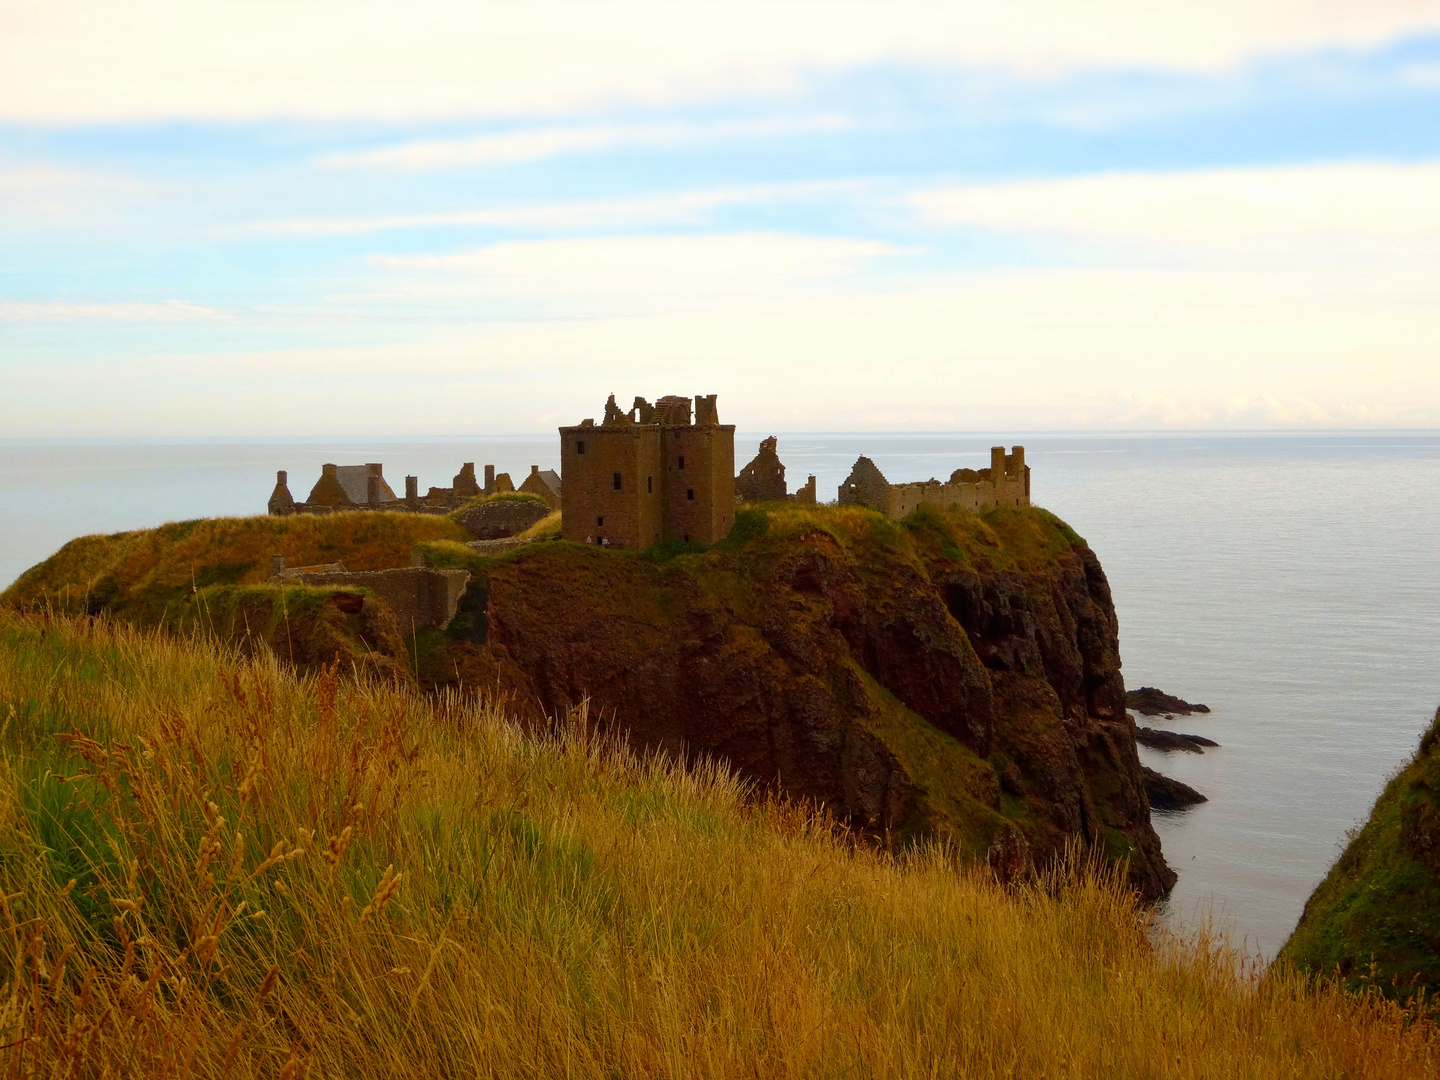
left=3, top=432, right=1439, bottom=956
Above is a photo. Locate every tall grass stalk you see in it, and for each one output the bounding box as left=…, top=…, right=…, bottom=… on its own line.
left=0, top=611, right=1434, bottom=1078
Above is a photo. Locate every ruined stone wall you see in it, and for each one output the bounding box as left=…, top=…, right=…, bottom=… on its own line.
left=837, top=457, right=892, bottom=509
left=559, top=424, right=665, bottom=548
left=842, top=447, right=1031, bottom=519
left=736, top=436, right=787, bottom=502
left=453, top=497, right=551, bottom=540
left=291, top=567, right=470, bottom=634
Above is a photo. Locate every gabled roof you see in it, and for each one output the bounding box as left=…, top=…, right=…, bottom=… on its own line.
left=537, top=469, right=561, bottom=496
left=335, top=466, right=397, bottom=504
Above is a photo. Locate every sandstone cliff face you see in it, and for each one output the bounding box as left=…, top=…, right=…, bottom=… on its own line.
left=423, top=504, right=1174, bottom=899
left=1283, top=707, right=1440, bottom=999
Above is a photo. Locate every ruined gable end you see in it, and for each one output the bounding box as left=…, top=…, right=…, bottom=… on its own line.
left=837, top=456, right=891, bottom=509
left=736, top=436, right=788, bottom=503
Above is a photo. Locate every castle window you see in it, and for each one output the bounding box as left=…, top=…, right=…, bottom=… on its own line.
left=577, top=441, right=586, bottom=455
left=597, top=516, right=604, bottom=527
left=647, top=476, right=652, bottom=493
left=613, top=472, right=622, bottom=490
left=687, top=488, right=694, bottom=501
left=678, top=456, right=685, bottom=470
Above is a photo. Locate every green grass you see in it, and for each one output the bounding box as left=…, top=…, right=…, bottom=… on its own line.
left=1282, top=708, right=1440, bottom=999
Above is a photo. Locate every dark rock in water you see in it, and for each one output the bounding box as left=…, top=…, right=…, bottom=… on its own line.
left=1142, top=766, right=1208, bottom=810
left=1135, top=726, right=1220, bottom=753
left=1126, top=686, right=1210, bottom=716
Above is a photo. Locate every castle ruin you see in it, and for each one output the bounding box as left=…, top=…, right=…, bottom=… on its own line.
left=268, top=460, right=560, bottom=517
left=838, top=446, right=1030, bottom=518
left=559, top=394, right=735, bottom=548
left=736, top=436, right=816, bottom=505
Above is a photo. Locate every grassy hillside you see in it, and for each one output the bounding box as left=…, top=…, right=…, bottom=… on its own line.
left=1, top=611, right=1436, bottom=1077
left=2, top=511, right=469, bottom=673
left=1282, top=708, right=1440, bottom=1000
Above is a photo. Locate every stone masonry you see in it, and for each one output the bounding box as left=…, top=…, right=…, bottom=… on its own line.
left=271, top=557, right=470, bottom=635
left=559, top=393, right=736, bottom=549
left=736, top=436, right=817, bottom=505
left=269, top=460, right=561, bottom=519
left=838, top=446, right=1030, bottom=518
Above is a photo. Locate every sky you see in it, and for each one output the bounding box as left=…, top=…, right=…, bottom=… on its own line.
left=3, top=0, right=1440, bottom=435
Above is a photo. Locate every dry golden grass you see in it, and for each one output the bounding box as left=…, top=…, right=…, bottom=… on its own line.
left=517, top=509, right=563, bottom=540
left=1, top=611, right=1436, bottom=1078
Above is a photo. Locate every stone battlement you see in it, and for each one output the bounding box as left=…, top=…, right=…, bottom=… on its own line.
left=838, top=446, right=1030, bottom=518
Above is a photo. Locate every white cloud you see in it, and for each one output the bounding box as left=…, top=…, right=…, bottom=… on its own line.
left=317, top=115, right=852, bottom=170
left=364, top=232, right=915, bottom=310
left=0, top=163, right=154, bottom=222
left=910, top=160, right=1440, bottom=265
left=9, top=254, right=1438, bottom=434
left=181, top=259, right=1438, bottom=432
left=0, top=300, right=225, bottom=322
left=3, top=1, right=1439, bottom=123
left=245, top=181, right=866, bottom=237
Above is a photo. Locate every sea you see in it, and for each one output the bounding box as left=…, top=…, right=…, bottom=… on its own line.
left=3, top=432, right=1439, bottom=958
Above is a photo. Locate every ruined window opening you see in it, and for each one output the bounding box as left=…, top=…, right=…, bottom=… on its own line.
left=613, top=472, right=622, bottom=490
left=647, top=476, right=652, bottom=493
left=597, top=516, right=604, bottom=527
left=678, top=456, right=685, bottom=470
left=577, top=441, right=585, bottom=455
left=687, top=488, right=694, bottom=501
left=684, top=533, right=690, bottom=542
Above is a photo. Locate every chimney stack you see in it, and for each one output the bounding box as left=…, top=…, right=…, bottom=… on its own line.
left=367, top=473, right=381, bottom=506
left=484, top=464, right=495, bottom=495
left=990, top=446, right=1006, bottom=478
left=405, top=475, right=419, bottom=506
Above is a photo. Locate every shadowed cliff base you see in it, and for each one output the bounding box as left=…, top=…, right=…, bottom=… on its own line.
left=6, top=501, right=1174, bottom=898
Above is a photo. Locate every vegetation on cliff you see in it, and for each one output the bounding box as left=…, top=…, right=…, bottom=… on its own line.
left=4, top=502, right=1175, bottom=896
left=1, top=611, right=1436, bottom=1078
left=1283, top=707, right=1440, bottom=1000
left=2, top=511, right=467, bottom=674
left=417, top=501, right=1176, bottom=898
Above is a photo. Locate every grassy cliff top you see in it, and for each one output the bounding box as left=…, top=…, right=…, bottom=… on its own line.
left=2, top=510, right=467, bottom=619
left=1, top=610, right=1436, bottom=1077
left=4, top=501, right=1082, bottom=624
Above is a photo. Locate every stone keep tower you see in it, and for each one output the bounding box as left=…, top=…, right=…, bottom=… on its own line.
left=559, top=393, right=736, bottom=549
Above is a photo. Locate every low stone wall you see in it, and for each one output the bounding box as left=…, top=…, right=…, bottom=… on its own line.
left=465, top=538, right=533, bottom=556
left=454, top=498, right=551, bottom=540
left=291, top=567, right=471, bottom=634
